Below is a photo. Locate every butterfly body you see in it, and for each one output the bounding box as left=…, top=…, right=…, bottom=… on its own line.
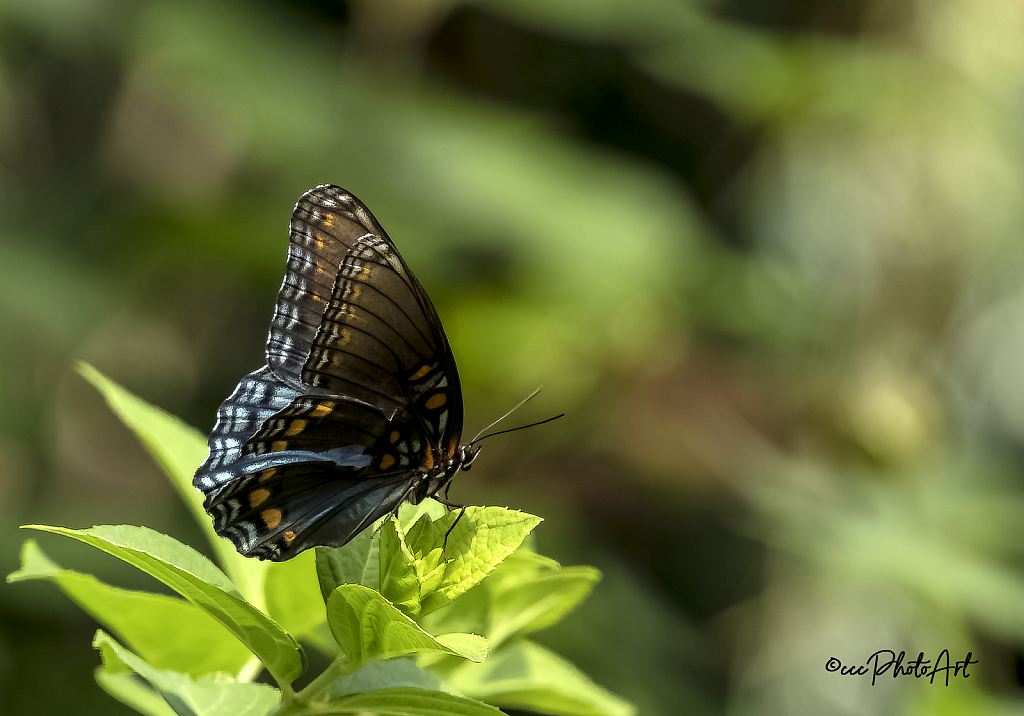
left=194, top=185, right=476, bottom=561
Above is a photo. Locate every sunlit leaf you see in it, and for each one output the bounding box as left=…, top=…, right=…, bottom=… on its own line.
left=95, top=667, right=178, bottom=716
left=417, top=507, right=542, bottom=616
left=95, top=631, right=280, bottom=716
left=24, top=524, right=304, bottom=683
left=326, top=584, right=486, bottom=669
left=322, top=686, right=503, bottom=716
left=8, top=540, right=251, bottom=676
left=77, top=362, right=268, bottom=602
left=447, top=640, right=636, bottom=716
left=315, top=527, right=379, bottom=600
left=265, top=549, right=334, bottom=653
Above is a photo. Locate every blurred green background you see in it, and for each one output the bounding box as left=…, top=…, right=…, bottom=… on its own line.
left=4, top=0, right=1024, bottom=714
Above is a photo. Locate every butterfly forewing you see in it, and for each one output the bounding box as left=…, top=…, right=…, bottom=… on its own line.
left=265, top=190, right=386, bottom=380
left=268, top=189, right=459, bottom=424
left=193, top=184, right=468, bottom=560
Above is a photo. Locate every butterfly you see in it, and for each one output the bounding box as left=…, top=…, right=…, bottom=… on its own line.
left=193, top=184, right=481, bottom=561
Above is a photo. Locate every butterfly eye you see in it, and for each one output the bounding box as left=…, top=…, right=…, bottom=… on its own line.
left=460, top=445, right=482, bottom=471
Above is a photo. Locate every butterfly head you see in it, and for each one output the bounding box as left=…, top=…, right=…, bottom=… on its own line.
left=457, top=443, right=482, bottom=472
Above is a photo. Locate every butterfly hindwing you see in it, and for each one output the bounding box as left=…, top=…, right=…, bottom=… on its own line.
left=201, top=387, right=441, bottom=559
left=193, top=366, right=303, bottom=496
left=205, top=461, right=415, bottom=561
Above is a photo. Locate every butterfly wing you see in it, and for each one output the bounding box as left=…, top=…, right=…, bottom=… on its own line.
left=267, top=185, right=463, bottom=444
left=206, top=462, right=414, bottom=561
left=193, top=185, right=466, bottom=560
left=198, top=382, right=437, bottom=560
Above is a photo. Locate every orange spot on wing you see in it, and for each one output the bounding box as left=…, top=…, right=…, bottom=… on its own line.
left=284, top=419, right=306, bottom=436
left=258, top=468, right=277, bottom=482
left=390, top=431, right=400, bottom=444
left=283, top=530, right=297, bottom=544
left=425, top=393, right=447, bottom=410
left=379, top=454, right=396, bottom=470
left=262, top=509, right=282, bottom=529
left=410, top=365, right=431, bottom=380
left=271, top=440, right=288, bottom=452
left=312, top=402, right=335, bottom=417
left=250, top=489, right=270, bottom=508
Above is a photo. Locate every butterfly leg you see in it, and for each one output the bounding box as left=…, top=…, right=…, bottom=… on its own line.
left=430, top=483, right=466, bottom=557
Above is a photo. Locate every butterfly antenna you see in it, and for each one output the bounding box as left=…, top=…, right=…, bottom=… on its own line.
left=468, top=387, right=565, bottom=447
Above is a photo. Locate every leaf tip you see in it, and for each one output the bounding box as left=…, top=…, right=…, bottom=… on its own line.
left=75, top=360, right=101, bottom=383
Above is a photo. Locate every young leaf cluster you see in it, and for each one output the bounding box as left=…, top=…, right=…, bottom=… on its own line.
left=7, top=364, right=634, bottom=716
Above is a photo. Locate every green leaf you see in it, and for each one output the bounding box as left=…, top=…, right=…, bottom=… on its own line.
left=8, top=540, right=252, bottom=676
left=77, top=362, right=268, bottom=602
left=377, top=517, right=445, bottom=618
left=402, top=516, right=449, bottom=597
left=327, top=659, right=442, bottom=697
left=398, top=499, right=448, bottom=527
left=25, top=524, right=305, bottom=683
left=96, top=671, right=178, bottom=716
left=316, top=527, right=380, bottom=602
left=484, top=547, right=562, bottom=588
left=447, top=640, right=636, bottom=716
left=321, top=506, right=540, bottom=621
left=379, top=506, right=542, bottom=618
left=425, top=507, right=542, bottom=612
left=423, top=549, right=599, bottom=650
left=326, top=583, right=487, bottom=669
left=484, top=552, right=600, bottom=647
left=321, top=687, right=504, bottom=715
left=95, top=668, right=178, bottom=716
left=417, top=579, right=490, bottom=645
left=76, top=362, right=207, bottom=519
left=27, top=524, right=237, bottom=589
left=265, top=550, right=326, bottom=639
left=95, top=631, right=281, bottom=716
left=433, top=633, right=489, bottom=663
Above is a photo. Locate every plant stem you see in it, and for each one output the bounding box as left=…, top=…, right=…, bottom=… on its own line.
left=271, top=654, right=352, bottom=715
